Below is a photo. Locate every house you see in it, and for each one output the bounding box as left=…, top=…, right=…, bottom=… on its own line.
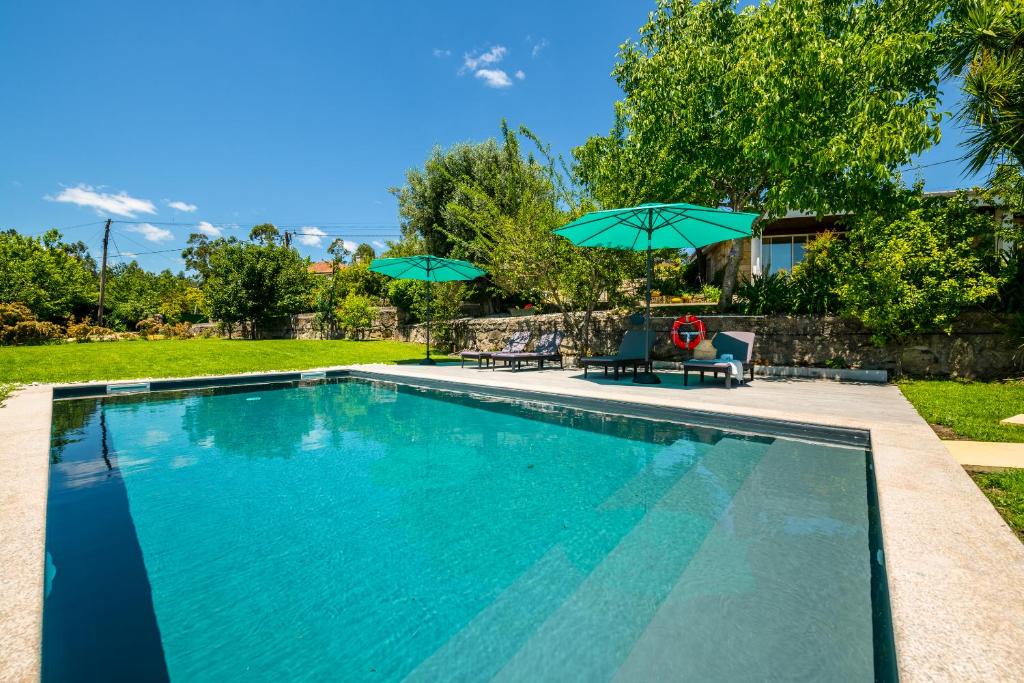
left=308, top=261, right=340, bottom=275
left=698, top=190, right=1015, bottom=282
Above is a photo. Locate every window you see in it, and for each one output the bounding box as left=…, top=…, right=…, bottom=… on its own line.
left=761, top=234, right=814, bottom=274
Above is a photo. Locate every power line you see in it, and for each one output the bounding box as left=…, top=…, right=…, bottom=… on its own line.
left=901, top=157, right=961, bottom=171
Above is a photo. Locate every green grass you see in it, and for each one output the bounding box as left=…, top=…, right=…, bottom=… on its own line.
left=971, top=470, right=1024, bottom=541
left=0, top=338, right=450, bottom=385
left=898, top=379, right=1024, bottom=443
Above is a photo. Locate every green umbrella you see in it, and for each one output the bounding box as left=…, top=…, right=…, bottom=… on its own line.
left=369, top=255, right=486, bottom=365
left=555, top=202, right=758, bottom=384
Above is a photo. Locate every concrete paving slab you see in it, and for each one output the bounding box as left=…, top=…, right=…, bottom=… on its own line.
left=944, top=440, right=1024, bottom=469
left=0, top=385, right=53, bottom=683
left=1000, top=414, right=1024, bottom=426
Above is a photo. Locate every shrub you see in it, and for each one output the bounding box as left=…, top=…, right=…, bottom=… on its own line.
left=0, top=302, right=34, bottom=327
left=1, top=320, right=63, bottom=345
left=136, top=317, right=162, bottom=339
left=337, top=294, right=378, bottom=336
left=839, top=191, right=1000, bottom=345
left=735, top=272, right=792, bottom=315
left=789, top=231, right=846, bottom=314
left=699, top=283, right=722, bottom=303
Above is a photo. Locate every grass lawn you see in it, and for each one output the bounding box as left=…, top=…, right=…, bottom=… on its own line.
left=0, top=338, right=449, bottom=385
left=971, top=470, right=1024, bottom=541
left=898, top=379, right=1024, bottom=443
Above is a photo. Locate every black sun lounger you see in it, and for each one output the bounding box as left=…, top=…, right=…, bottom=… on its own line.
left=579, top=330, right=654, bottom=380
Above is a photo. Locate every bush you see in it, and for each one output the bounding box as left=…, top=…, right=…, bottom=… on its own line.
left=1, top=320, right=63, bottom=345
left=735, top=272, right=792, bottom=315
left=136, top=317, right=163, bottom=339
left=699, top=283, right=721, bottom=303
left=839, top=191, right=1000, bottom=345
left=337, top=294, right=378, bottom=336
left=0, top=302, right=34, bottom=327
left=789, top=231, right=846, bottom=314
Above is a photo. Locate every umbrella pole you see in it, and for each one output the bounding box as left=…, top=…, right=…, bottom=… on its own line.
left=634, top=222, right=661, bottom=384
left=420, top=279, right=436, bottom=365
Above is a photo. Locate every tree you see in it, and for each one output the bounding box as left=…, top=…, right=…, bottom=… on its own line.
left=198, top=225, right=313, bottom=338
left=312, top=239, right=351, bottom=337
left=577, top=0, right=950, bottom=308
left=838, top=191, right=1000, bottom=350
left=447, top=124, right=642, bottom=356
left=949, top=0, right=1024, bottom=172
left=390, top=122, right=548, bottom=258
left=0, top=229, right=97, bottom=321
left=352, top=243, right=376, bottom=264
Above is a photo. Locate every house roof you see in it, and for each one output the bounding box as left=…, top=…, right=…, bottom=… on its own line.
left=308, top=261, right=338, bottom=275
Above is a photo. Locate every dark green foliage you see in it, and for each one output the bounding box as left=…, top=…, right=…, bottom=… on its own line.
left=0, top=229, right=96, bottom=321
left=192, top=225, right=313, bottom=339
left=735, top=273, right=792, bottom=315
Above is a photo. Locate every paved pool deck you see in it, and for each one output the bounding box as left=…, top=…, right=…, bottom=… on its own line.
left=2, top=365, right=1023, bottom=681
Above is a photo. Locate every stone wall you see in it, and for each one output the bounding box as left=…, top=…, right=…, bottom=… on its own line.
left=191, top=307, right=402, bottom=341
left=397, top=311, right=1021, bottom=379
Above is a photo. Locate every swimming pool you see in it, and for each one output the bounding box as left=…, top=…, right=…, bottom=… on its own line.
left=44, top=376, right=893, bottom=681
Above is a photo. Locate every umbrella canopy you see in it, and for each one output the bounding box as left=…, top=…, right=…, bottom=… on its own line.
left=369, top=255, right=485, bottom=364
left=554, top=202, right=758, bottom=384
left=368, top=255, right=485, bottom=282
left=554, top=202, right=757, bottom=250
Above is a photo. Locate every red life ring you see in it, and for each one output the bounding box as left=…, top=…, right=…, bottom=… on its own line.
left=671, top=315, right=706, bottom=350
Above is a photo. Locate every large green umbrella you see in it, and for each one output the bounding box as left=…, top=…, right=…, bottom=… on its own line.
left=369, top=255, right=486, bottom=365
left=555, top=202, right=758, bottom=384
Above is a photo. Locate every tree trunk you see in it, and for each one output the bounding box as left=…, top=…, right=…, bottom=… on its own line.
left=717, top=238, right=745, bottom=312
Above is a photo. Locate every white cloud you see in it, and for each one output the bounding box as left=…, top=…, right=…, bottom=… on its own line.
left=121, top=251, right=137, bottom=258
left=531, top=38, right=548, bottom=57
left=196, top=221, right=222, bottom=237
left=432, top=48, right=451, bottom=58
left=475, top=69, right=513, bottom=88
left=515, top=70, right=526, bottom=80
left=342, top=240, right=358, bottom=253
left=48, top=184, right=156, bottom=218
left=463, top=45, right=507, bottom=72
left=372, top=240, right=386, bottom=249
left=128, top=223, right=174, bottom=242
left=295, top=226, right=327, bottom=247
left=167, top=199, right=198, bottom=212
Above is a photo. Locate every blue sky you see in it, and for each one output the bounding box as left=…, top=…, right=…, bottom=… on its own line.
left=1, top=0, right=981, bottom=272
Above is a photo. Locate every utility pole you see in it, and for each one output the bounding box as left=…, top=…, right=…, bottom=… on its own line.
left=96, top=218, right=111, bottom=326
left=284, top=230, right=291, bottom=248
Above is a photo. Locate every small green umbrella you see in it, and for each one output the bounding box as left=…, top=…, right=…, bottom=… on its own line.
left=555, top=202, right=758, bottom=384
left=369, top=255, right=486, bottom=365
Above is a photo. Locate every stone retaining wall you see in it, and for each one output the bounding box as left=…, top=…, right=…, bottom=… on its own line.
left=397, top=311, right=1020, bottom=378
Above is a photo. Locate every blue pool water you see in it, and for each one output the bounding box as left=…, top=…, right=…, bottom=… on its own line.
left=44, top=378, right=887, bottom=681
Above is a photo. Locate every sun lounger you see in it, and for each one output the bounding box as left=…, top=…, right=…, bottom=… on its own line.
left=460, top=331, right=530, bottom=368
left=492, top=331, right=564, bottom=371
left=579, top=330, right=654, bottom=380
left=682, top=331, right=756, bottom=389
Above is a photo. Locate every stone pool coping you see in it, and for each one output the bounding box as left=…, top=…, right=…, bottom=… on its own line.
left=3, top=366, right=1023, bottom=681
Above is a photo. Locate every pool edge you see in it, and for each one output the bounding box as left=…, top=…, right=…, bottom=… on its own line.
left=17, top=365, right=1024, bottom=681
left=0, top=385, right=52, bottom=683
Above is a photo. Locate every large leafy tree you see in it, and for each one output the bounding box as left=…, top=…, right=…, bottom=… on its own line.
left=0, top=229, right=97, bottom=321
left=390, top=122, right=548, bottom=258
left=104, top=262, right=201, bottom=330
left=190, top=224, right=312, bottom=338
left=577, top=0, right=950, bottom=308
left=447, top=125, right=642, bottom=356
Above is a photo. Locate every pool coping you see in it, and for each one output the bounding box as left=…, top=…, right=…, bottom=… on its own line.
left=4, top=366, right=1024, bottom=681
